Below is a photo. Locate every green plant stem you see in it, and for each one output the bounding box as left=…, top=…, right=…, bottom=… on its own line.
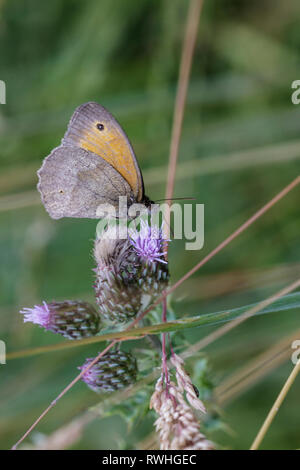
left=7, top=291, right=300, bottom=361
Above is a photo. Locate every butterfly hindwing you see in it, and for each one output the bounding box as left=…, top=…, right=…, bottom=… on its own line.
left=37, top=146, right=134, bottom=219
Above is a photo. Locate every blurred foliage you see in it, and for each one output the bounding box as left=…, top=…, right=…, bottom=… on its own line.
left=0, top=0, right=300, bottom=450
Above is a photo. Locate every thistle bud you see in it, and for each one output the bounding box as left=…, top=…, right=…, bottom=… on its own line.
left=20, top=300, right=101, bottom=339
left=79, top=350, right=138, bottom=393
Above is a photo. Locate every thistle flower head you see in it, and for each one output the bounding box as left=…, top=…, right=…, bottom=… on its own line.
left=93, top=220, right=169, bottom=323
left=129, top=220, right=167, bottom=265
left=79, top=351, right=138, bottom=393
left=20, top=300, right=101, bottom=339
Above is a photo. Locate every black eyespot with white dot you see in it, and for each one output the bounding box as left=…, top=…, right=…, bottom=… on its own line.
left=96, top=123, right=104, bottom=131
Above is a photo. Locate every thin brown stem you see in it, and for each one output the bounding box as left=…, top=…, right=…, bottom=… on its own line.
left=250, top=359, right=300, bottom=450
left=11, top=340, right=118, bottom=450
left=161, top=0, right=203, bottom=393
left=161, top=298, right=170, bottom=391
left=164, top=0, right=204, bottom=250
left=216, top=329, right=300, bottom=405
left=219, top=349, right=290, bottom=406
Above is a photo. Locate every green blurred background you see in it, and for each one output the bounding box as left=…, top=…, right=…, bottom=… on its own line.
left=0, top=0, right=300, bottom=450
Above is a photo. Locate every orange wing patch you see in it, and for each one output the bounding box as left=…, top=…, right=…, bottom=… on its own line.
left=62, top=102, right=144, bottom=201
left=79, top=125, right=138, bottom=195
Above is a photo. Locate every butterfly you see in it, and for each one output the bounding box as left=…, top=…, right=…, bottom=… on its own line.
left=37, top=102, right=152, bottom=219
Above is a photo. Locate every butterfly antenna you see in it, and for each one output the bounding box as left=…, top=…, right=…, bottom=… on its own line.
left=154, top=196, right=196, bottom=202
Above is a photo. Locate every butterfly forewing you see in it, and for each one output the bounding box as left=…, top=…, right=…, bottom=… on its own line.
left=62, top=102, right=144, bottom=202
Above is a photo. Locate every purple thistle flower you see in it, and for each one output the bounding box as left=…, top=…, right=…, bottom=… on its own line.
left=129, top=220, right=168, bottom=265
left=78, top=357, right=100, bottom=387
left=79, top=351, right=138, bottom=393
left=20, top=300, right=101, bottom=339
left=20, top=301, right=52, bottom=329
left=93, top=220, right=170, bottom=323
